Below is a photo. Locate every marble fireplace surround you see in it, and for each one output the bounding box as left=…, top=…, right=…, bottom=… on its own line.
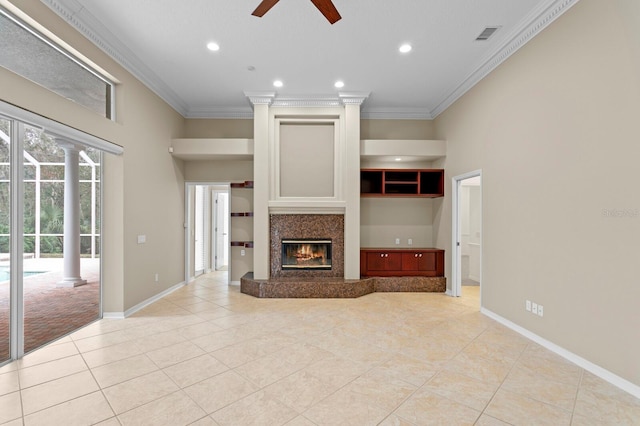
left=270, top=214, right=344, bottom=278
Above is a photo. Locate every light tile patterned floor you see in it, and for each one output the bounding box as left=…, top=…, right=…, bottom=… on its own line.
left=1, top=271, right=639, bottom=425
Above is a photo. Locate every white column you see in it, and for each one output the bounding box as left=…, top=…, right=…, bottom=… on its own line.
left=57, top=141, right=87, bottom=287
left=245, top=92, right=274, bottom=280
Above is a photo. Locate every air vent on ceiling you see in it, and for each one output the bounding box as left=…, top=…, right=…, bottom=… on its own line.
left=476, top=26, right=500, bottom=41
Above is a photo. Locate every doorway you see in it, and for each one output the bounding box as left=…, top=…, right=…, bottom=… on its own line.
left=451, top=171, right=482, bottom=300
left=185, top=183, right=229, bottom=283
left=212, top=190, right=229, bottom=270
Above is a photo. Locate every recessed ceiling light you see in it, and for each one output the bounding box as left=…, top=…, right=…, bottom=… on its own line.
left=395, top=157, right=402, bottom=161
left=273, top=80, right=283, bottom=88
left=334, top=80, right=345, bottom=88
left=399, top=44, right=412, bottom=53
left=207, top=42, right=220, bottom=51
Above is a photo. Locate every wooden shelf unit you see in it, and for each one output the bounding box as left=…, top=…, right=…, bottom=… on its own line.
left=360, top=169, right=444, bottom=197
left=230, top=180, right=254, bottom=189
left=230, top=180, right=254, bottom=250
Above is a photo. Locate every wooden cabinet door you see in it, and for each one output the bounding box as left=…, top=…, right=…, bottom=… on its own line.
left=402, top=252, right=436, bottom=271
left=402, top=252, right=420, bottom=270
left=417, top=252, right=437, bottom=271
left=366, top=252, right=402, bottom=271
left=386, top=252, right=403, bottom=270
left=366, top=252, right=388, bottom=271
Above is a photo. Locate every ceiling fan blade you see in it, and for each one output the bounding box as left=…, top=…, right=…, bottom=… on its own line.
left=310, top=0, right=342, bottom=24
left=252, top=0, right=280, bottom=17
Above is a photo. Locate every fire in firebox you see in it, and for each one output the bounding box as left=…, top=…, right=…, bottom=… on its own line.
left=281, top=239, right=332, bottom=270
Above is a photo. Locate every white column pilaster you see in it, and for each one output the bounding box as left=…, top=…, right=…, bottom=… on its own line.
left=341, top=93, right=367, bottom=279
left=57, top=141, right=87, bottom=287
left=245, top=92, right=274, bottom=280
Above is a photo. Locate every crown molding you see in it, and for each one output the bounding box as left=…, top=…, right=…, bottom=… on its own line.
left=244, top=92, right=276, bottom=106
left=338, top=92, right=370, bottom=106
left=243, top=93, right=370, bottom=109
left=429, top=0, right=581, bottom=118
left=185, top=106, right=254, bottom=119
left=41, top=0, right=190, bottom=116
left=361, top=107, right=433, bottom=120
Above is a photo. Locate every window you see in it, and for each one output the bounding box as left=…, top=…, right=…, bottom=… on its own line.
left=0, top=8, right=113, bottom=119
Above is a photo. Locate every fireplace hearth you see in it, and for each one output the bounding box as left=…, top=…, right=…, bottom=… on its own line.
left=282, top=239, right=332, bottom=270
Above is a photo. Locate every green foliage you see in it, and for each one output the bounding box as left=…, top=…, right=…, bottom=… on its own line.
left=0, top=121, right=101, bottom=255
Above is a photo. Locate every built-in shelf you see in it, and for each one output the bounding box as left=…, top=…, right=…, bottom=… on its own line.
left=231, top=241, right=254, bottom=248
left=361, top=169, right=444, bottom=197
left=230, top=181, right=254, bottom=188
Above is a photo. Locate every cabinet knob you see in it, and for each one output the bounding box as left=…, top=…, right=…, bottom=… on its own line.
left=385, top=253, right=389, bottom=257
left=419, top=253, right=423, bottom=257
left=380, top=253, right=384, bottom=258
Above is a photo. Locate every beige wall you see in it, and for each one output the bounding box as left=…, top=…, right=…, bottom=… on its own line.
left=434, top=0, right=640, bottom=386
left=0, top=0, right=187, bottom=312
left=361, top=119, right=435, bottom=140
left=361, top=198, right=434, bottom=248
left=185, top=119, right=253, bottom=138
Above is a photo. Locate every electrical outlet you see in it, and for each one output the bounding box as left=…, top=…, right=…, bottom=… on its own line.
left=408, top=238, right=413, bottom=245
left=241, top=249, right=246, bottom=256
left=154, top=273, right=159, bottom=282
left=395, top=238, right=400, bottom=245
left=538, top=305, right=544, bottom=317
left=532, top=303, right=538, bottom=315
left=526, top=300, right=531, bottom=312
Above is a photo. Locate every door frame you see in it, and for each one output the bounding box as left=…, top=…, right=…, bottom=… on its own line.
left=450, top=170, right=483, bottom=299
left=184, top=182, right=229, bottom=284
left=212, top=188, right=229, bottom=271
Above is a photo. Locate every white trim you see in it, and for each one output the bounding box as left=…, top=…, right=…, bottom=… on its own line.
left=110, top=280, right=187, bottom=318
left=482, top=307, right=640, bottom=400
left=230, top=280, right=240, bottom=286
left=360, top=107, right=433, bottom=120
left=102, top=312, right=125, bottom=320
left=0, top=101, right=123, bottom=155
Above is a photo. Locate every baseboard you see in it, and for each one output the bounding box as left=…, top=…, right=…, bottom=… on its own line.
left=102, top=281, right=187, bottom=319
left=230, top=280, right=240, bottom=285
left=445, top=289, right=455, bottom=297
left=481, top=307, right=640, bottom=399
left=102, top=312, right=125, bottom=319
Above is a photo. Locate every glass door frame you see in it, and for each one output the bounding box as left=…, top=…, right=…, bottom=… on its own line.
left=1, top=104, right=111, bottom=365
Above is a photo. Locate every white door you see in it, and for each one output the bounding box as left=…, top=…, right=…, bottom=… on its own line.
left=194, top=185, right=205, bottom=275
left=451, top=171, right=482, bottom=299
left=214, top=191, right=229, bottom=270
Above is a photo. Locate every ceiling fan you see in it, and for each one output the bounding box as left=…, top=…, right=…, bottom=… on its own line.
left=252, top=0, right=342, bottom=24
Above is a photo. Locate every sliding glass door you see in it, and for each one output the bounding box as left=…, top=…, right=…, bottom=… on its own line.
left=0, top=117, right=11, bottom=363
left=0, top=111, right=104, bottom=363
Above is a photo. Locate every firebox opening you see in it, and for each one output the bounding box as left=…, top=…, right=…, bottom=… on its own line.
left=281, top=239, right=332, bottom=270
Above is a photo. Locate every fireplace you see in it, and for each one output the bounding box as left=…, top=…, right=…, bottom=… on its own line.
left=270, top=214, right=344, bottom=278
left=282, top=239, right=332, bottom=270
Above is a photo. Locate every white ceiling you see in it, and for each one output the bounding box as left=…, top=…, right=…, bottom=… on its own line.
left=41, top=0, right=578, bottom=119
